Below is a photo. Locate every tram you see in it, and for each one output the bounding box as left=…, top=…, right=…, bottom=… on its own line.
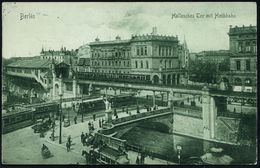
left=2, top=108, right=34, bottom=134
left=78, top=94, right=135, bottom=114
left=2, top=102, right=59, bottom=134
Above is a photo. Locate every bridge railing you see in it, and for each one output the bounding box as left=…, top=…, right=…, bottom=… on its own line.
left=95, top=132, right=126, bottom=149
left=111, top=107, right=171, bottom=125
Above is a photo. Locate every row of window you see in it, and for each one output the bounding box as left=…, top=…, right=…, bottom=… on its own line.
left=8, top=68, right=47, bottom=73
left=238, top=41, right=257, bottom=53
left=235, top=60, right=251, bottom=71
left=92, top=60, right=131, bottom=67
left=234, top=78, right=252, bottom=85
left=92, top=69, right=130, bottom=74
left=160, top=59, right=178, bottom=69
left=159, top=46, right=176, bottom=57
left=136, top=46, right=148, bottom=56
left=92, top=51, right=131, bottom=58
left=135, top=60, right=149, bottom=69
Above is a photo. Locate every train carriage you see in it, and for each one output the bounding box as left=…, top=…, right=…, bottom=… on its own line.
left=2, top=102, right=59, bottom=134
left=2, top=108, right=34, bottom=134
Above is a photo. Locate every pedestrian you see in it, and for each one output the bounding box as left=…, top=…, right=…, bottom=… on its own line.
left=233, top=107, right=236, bottom=113
left=66, top=141, right=70, bottom=152
left=114, top=109, right=117, bottom=116
left=81, top=132, right=85, bottom=145
left=126, top=107, right=129, bottom=114
left=91, top=122, right=94, bottom=130
left=67, top=135, right=72, bottom=146
left=137, top=106, right=140, bottom=113
left=136, top=155, right=140, bottom=164
left=93, top=114, right=96, bottom=121
left=116, top=114, right=118, bottom=119
left=62, top=114, right=65, bottom=121
left=74, top=116, right=77, bottom=124
left=99, top=119, right=101, bottom=128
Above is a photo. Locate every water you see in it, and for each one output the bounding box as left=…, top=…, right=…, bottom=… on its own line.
left=119, top=126, right=256, bottom=164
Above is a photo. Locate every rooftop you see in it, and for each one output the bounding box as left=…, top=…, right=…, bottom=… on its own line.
left=7, top=58, right=55, bottom=68
left=197, top=50, right=231, bottom=56
left=229, top=25, right=256, bottom=35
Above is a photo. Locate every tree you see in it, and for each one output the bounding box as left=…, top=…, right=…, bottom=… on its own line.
left=188, top=60, right=218, bottom=83
left=218, top=59, right=230, bottom=71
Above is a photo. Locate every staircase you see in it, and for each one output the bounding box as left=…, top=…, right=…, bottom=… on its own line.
left=33, top=73, right=48, bottom=90
left=215, top=116, right=241, bottom=143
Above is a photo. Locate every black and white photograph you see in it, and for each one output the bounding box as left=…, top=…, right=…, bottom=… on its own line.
left=2, top=2, right=257, bottom=165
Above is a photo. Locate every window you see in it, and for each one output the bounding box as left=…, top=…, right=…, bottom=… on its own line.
left=236, top=60, right=241, bottom=70
left=165, top=60, right=167, bottom=69
left=246, top=60, right=250, bottom=71
left=137, top=47, right=140, bottom=56
left=169, top=60, right=172, bottom=68
left=135, top=61, right=138, bottom=68
left=162, top=48, right=164, bottom=56
left=144, top=46, right=147, bottom=55
left=124, top=61, right=126, bottom=67
left=245, top=41, right=250, bottom=52
left=146, top=61, right=149, bottom=69
left=141, top=61, right=143, bottom=68
left=238, top=42, right=243, bottom=52
left=66, top=83, right=73, bottom=91
left=159, top=46, right=161, bottom=56
left=141, top=47, right=144, bottom=55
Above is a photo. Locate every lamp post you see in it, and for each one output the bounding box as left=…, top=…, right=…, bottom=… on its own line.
left=81, top=92, right=84, bottom=123
left=59, top=92, right=63, bottom=144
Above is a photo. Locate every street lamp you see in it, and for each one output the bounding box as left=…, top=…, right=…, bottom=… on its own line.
left=59, top=92, right=63, bottom=144
left=81, top=91, right=84, bottom=122
left=176, top=145, right=182, bottom=164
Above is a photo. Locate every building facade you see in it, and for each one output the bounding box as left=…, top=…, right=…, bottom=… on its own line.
left=220, top=25, right=257, bottom=92
left=40, top=47, right=78, bottom=66
left=196, top=50, right=230, bottom=63
left=82, top=28, right=189, bottom=85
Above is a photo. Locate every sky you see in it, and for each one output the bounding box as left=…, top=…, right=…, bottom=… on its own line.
left=2, top=2, right=257, bottom=58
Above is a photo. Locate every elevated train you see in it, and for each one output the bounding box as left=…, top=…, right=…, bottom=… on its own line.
left=77, top=72, right=152, bottom=85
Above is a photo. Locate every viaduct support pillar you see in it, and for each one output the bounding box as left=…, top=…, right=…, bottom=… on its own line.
left=153, top=91, right=156, bottom=107
left=202, top=87, right=217, bottom=141
left=73, top=78, right=77, bottom=98
left=52, top=76, right=56, bottom=99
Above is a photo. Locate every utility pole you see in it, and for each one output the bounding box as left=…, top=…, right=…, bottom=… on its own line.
left=59, top=92, right=63, bottom=144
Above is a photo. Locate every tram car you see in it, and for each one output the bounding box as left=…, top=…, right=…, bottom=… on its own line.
left=78, top=94, right=135, bottom=114
left=24, top=102, right=60, bottom=119
left=2, top=108, right=34, bottom=134
left=2, top=102, right=59, bottom=134
left=77, top=72, right=152, bottom=85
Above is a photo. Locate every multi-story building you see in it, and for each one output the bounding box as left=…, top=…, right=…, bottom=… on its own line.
left=196, top=50, right=230, bottom=63
left=76, top=44, right=91, bottom=72
left=84, top=27, right=189, bottom=85
left=40, top=47, right=78, bottom=65
left=220, top=25, right=257, bottom=92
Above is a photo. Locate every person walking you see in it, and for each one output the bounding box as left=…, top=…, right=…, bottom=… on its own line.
left=93, top=114, right=96, bottom=121
left=81, top=132, right=85, bottom=145
left=74, top=116, right=77, bottom=124
left=99, top=119, right=101, bottom=128
left=66, top=141, right=70, bottom=152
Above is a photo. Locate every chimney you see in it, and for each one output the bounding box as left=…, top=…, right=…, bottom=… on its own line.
left=229, top=25, right=232, bottom=28
left=152, top=27, right=157, bottom=35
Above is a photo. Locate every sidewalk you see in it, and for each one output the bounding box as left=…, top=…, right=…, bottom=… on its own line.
left=44, top=105, right=172, bottom=164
